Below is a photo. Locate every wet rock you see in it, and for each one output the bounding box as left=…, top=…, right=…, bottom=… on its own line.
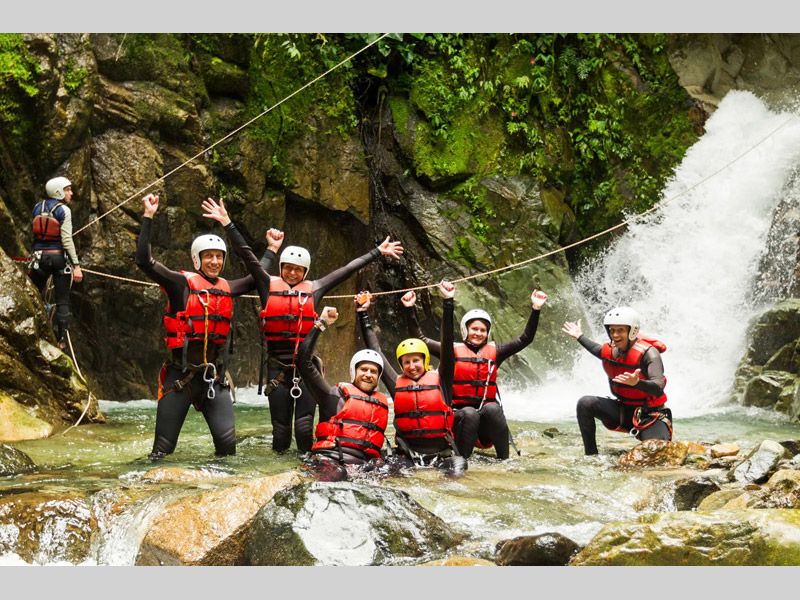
left=729, top=439, right=788, bottom=484
left=572, top=509, right=800, bottom=565
left=619, top=439, right=688, bottom=468
left=0, top=443, right=37, bottom=476
left=673, top=476, right=721, bottom=510
left=760, top=469, right=800, bottom=508
left=542, top=427, right=561, bottom=438
left=140, top=466, right=231, bottom=484
left=742, top=371, right=798, bottom=409
left=244, top=481, right=464, bottom=566
left=779, top=440, right=800, bottom=456
left=0, top=490, right=97, bottom=564
left=136, top=471, right=302, bottom=566
left=710, top=443, right=740, bottom=458
left=707, top=455, right=740, bottom=469
left=697, top=489, right=751, bottom=510
left=0, top=391, right=53, bottom=442
left=495, top=532, right=580, bottom=566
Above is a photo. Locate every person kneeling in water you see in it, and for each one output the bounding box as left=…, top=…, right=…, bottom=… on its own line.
left=562, top=306, right=672, bottom=456
left=357, top=281, right=466, bottom=477
left=400, top=288, right=548, bottom=459
left=296, top=305, right=389, bottom=481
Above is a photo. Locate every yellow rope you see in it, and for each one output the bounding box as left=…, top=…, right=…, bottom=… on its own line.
left=74, top=34, right=391, bottom=237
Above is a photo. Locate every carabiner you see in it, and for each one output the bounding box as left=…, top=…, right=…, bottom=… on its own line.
left=203, top=363, right=217, bottom=400
left=629, top=428, right=639, bottom=438
left=290, top=376, right=303, bottom=399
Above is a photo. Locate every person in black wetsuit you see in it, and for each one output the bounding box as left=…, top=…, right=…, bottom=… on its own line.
left=136, top=194, right=256, bottom=458
left=357, top=280, right=466, bottom=476
left=29, top=176, right=84, bottom=349
left=562, top=306, right=671, bottom=456
left=400, top=288, right=548, bottom=459
left=295, top=305, right=389, bottom=481
left=202, top=197, right=403, bottom=455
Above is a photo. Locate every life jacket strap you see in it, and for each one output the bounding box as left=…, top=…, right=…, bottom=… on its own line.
left=394, top=384, right=440, bottom=393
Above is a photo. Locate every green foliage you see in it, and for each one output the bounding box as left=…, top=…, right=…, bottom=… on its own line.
left=63, top=58, right=88, bottom=94
left=0, top=34, right=40, bottom=153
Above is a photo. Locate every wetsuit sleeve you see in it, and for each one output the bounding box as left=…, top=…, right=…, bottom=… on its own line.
left=223, top=223, right=269, bottom=304
left=312, top=247, right=382, bottom=305
left=635, top=347, right=666, bottom=396
left=358, top=310, right=397, bottom=396
left=135, top=217, right=188, bottom=306
left=296, top=325, right=340, bottom=414
left=403, top=305, right=442, bottom=358
left=439, top=298, right=455, bottom=407
left=59, top=205, right=80, bottom=266
left=495, top=309, right=541, bottom=364
left=577, top=335, right=603, bottom=359
left=260, top=247, right=275, bottom=273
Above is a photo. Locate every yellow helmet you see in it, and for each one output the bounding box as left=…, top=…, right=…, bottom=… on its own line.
left=396, top=338, right=430, bottom=371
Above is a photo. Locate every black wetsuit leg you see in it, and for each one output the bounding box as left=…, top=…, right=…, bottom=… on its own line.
left=637, top=414, right=671, bottom=442
left=265, top=364, right=316, bottom=454
left=201, top=381, right=236, bottom=456
left=452, top=406, right=480, bottom=458
left=151, top=365, right=193, bottom=456
left=30, top=252, right=71, bottom=343
left=292, top=382, right=316, bottom=454
left=577, top=395, right=670, bottom=454
left=477, top=402, right=510, bottom=460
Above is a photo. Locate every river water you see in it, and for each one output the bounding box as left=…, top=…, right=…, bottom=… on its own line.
left=3, top=91, right=800, bottom=566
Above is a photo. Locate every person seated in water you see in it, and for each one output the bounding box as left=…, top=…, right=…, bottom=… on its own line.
left=201, top=197, right=403, bottom=456
left=295, top=305, right=390, bottom=480
left=400, top=288, right=548, bottom=459
left=136, top=194, right=256, bottom=459
left=562, top=306, right=672, bottom=456
left=357, top=280, right=467, bottom=476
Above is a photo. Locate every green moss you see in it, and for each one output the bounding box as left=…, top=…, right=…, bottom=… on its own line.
left=0, top=34, right=40, bottom=154
left=63, top=58, right=87, bottom=94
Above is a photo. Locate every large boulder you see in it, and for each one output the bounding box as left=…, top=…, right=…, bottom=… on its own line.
left=244, top=481, right=465, bottom=566
left=136, top=471, right=303, bottom=566
left=572, top=509, right=800, bottom=565
left=729, top=439, right=789, bottom=484
left=619, top=439, right=689, bottom=468
left=495, top=532, right=581, bottom=566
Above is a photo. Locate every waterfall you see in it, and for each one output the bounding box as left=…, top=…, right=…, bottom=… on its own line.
left=506, top=90, right=800, bottom=422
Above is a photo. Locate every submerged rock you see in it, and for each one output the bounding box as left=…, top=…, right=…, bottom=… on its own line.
left=673, top=476, right=722, bottom=510
left=572, top=509, right=800, bottom=565
left=244, top=481, right=464, bottom=566
left=0, top=443, right=37, bottom=476
left=135, top=471, right=303, bottom=566
left=495, top=532, right=581, bottom=566
left=729, top=439, right=788, bottom=484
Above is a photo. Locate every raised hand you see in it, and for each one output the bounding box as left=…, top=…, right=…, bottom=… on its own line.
left=400, top=291, right=417, bottom=308
left=320, top=306, right=339, bottom=325
left=561, top=319, right=583, bottom=339
left=531, top=289, right=548, bottom=310
left=143, top=194, right=159, bottom=217
left=612, top=369, right=641, bottom=386
left=354, top=291, right=373, bottom=312
left=201, top=198, right=231, bottom=227
left=378, top=236, right=404, bottom=260
left=266, top=228, right=284, bottom=253
left=439, top=279, right=455, bottom=299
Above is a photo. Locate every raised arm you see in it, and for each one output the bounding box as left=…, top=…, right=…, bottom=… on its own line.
left=495, top=289, right=548, bottom=363
left=296, top=306, right=341, bottom=417
left=312, top=236, right=404, bottom=303
left=136, top=194, right=189, bottom=299
left=438, top=280, right=456, bottom=407
left=400, top=291, right=441, bottom=358
left=562, top=318, right=603, bottom=359
left=356, top=293, right=398, bottom=396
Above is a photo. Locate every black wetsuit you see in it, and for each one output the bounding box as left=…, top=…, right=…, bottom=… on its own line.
left=404, top=306, right=541, bottom=459
left=222, top=224, right=383, bottom=453
left=359, top=299, right=466, bottom=476
left=136, top=217, right=255, bottom=457
left=29, top=198, right=80, bottom=344
left=575, top=335, right=670, bottom=455
left=296, top=324, right=386, bottom=472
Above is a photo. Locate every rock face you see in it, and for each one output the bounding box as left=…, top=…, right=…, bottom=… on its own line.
left=244, top=481, right=464, bottom=566
left=571, top=509, right=800, bottom=565
left=136, top=471, right=303, bottom=566
left=495, top=532, right=581, bottom=566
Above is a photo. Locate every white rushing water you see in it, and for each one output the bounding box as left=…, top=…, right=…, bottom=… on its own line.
left=505, top=90, right=800, bottom=422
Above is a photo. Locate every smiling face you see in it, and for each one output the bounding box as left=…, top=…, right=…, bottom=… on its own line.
left=466, top=319, right=489, bottom=346
left=200, top=249, right=225, bottom=279
left=400, top=353, right=426, bottom=380
left=607, top=324, right=631, bottom=350
left=281, top=263, right=307, bottom=286
left=353, top=362, right=380, bottom=393
left=62, top=186, right=73, bottom=203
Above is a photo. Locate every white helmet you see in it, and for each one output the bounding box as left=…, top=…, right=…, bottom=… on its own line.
left=191, top=234, right=227, bottom=271
left=45, top=177, right=71, bottom=200
left=280, top=245, right=311, bottom=280
left=460, top=309, right=492, bottom=341
left=349, top=349, right=384, bottom=381
left=603, top=306, right=641, bottom=341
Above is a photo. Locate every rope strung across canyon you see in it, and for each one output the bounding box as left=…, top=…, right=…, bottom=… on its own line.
left=72, top=33, right=392, bottom=236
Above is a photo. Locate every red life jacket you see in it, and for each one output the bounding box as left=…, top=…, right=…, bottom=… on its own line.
left=312, top=382, right=389, bottom=459
left=260, top=277, right=317, bottom=344
left=32, top=200, right=64, bottom=243
left=393, top=370, right=454, bottom=441
left=452, top=342, right=498, bottom=407
left=601, top=336, right=667, bottom=407
left=163, top=272, right=233, bottom=350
